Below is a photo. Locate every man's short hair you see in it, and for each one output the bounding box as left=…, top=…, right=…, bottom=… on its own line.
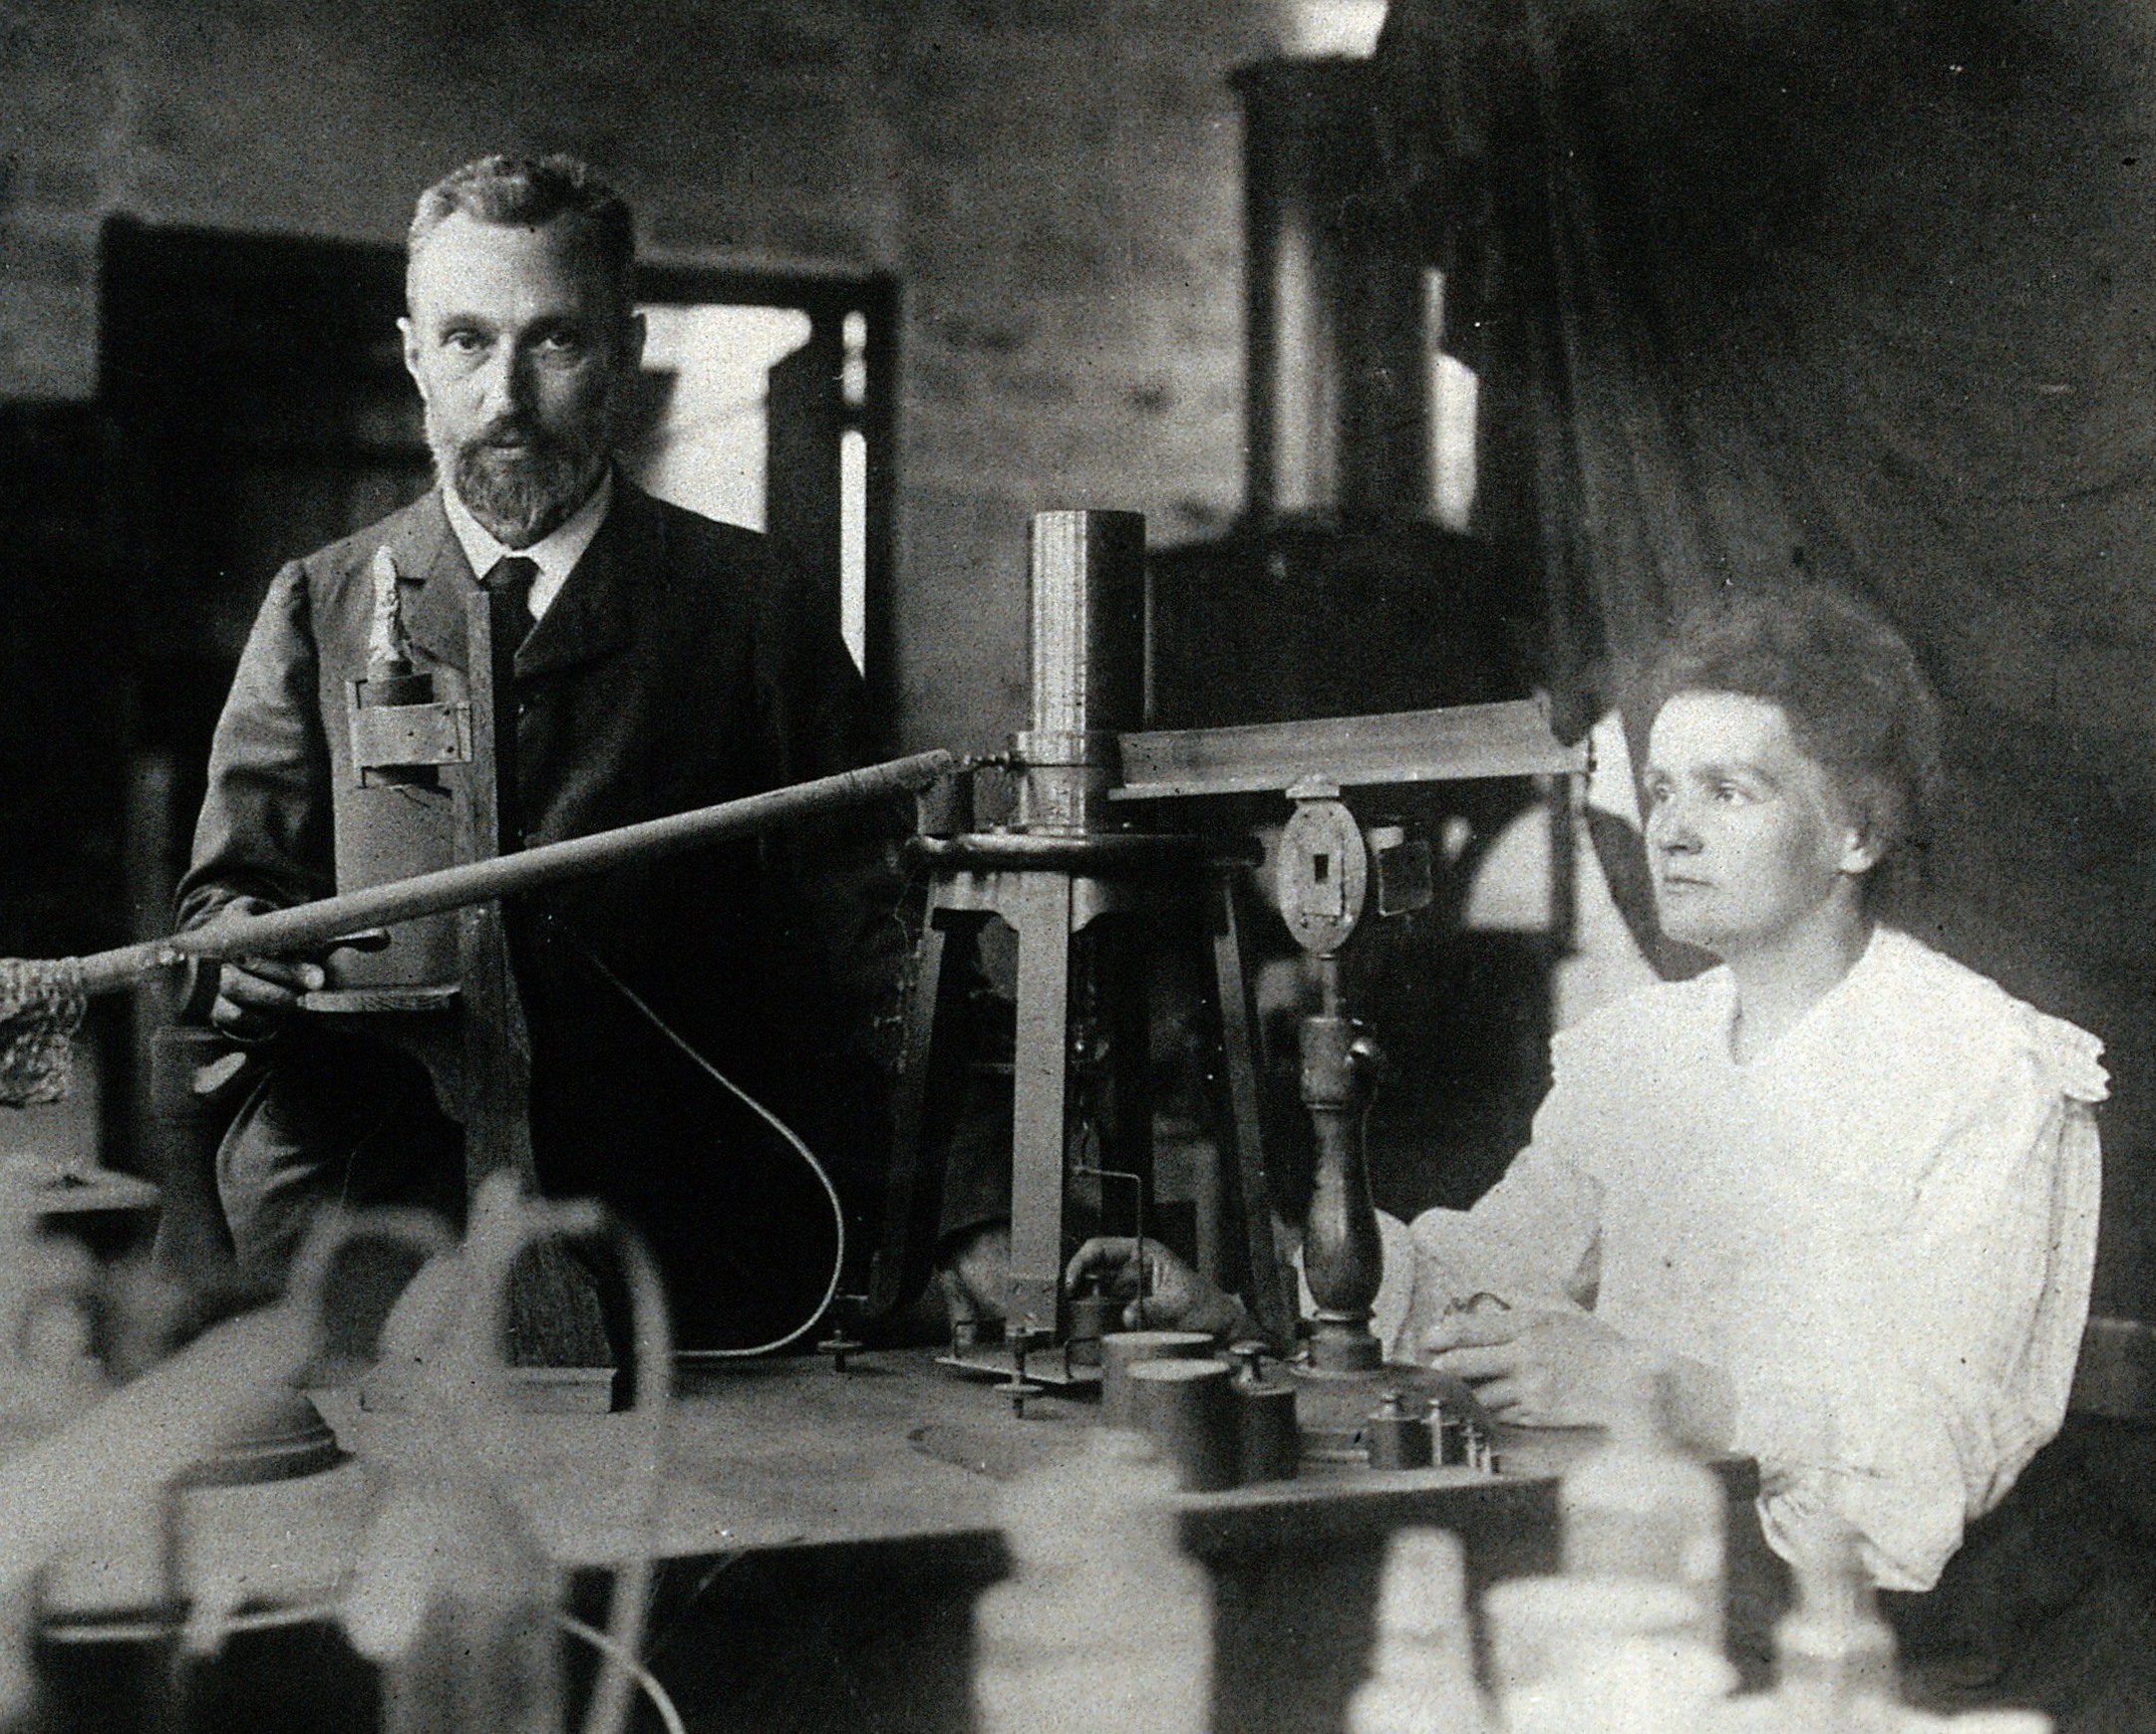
left=1639, top=581, right=1945, bottom=870
left=408, top=153, right=637, bottom=305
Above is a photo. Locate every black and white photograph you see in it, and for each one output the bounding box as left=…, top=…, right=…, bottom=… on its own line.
left=0, top=2, right=2151, bottom=1729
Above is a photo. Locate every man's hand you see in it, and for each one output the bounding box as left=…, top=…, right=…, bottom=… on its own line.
left=1421, top=1305, right=1653, bottom=1428
left=208, top=897, right=327, bottom=1044
left=1064, top=1237, right=1250, bottom=1338
left=940, top=1222, right=1011, bottom=1323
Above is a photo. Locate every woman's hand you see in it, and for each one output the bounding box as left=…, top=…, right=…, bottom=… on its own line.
left=1421, top=1305, right=1652, bottom=1427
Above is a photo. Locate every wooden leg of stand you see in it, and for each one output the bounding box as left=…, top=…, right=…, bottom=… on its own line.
left=867, top=911, right=951, bottom=1318
left=1092, top=912, right=1155, bottom=1249
left=1209, top=871, right=1295, bottom=1351
left=1005, top=875, right=1073, bottom=1337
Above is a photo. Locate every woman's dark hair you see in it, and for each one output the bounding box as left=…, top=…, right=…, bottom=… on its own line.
left=1636, top=582, right=1944, bottom=874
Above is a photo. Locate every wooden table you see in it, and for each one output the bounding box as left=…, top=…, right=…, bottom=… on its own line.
left=36, top=1348, right=1785, bottom=1734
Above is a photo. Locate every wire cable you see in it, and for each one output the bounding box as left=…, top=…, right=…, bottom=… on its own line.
left=42, top=1600, right=340, bottom=1645
left=551, top=920, right=846, bottom=1358
left=559, top=1610, right=688, bottom=1734
left=44, top=1603, right=689, bottom=1734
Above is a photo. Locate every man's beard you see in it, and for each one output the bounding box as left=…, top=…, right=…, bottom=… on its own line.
left=434, top=414, right=606, bottom=548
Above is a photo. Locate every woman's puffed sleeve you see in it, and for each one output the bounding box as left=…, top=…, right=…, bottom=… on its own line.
left=1400, top=1026, right=1607, bottom=1346
left=1732, top=1013, right=2104, bottom=1591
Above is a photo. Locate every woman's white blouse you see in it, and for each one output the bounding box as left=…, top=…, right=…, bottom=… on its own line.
left=1399, top=926, right=2105, bottom=1591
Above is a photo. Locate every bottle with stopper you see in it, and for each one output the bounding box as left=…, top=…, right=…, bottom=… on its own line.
left=1560, top=1362, right=1724, bottom=1652
left=974, top=1428, right=1212, bottom=1734
left=1346, top=1527, right=1489, bottom=1734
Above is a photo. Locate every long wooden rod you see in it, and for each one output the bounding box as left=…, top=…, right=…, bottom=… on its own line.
left=71, top=750, right=954, bottom=998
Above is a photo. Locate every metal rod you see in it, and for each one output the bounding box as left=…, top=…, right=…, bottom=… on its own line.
left=1074, top=1162, right=1146, bottom=1328
left=68, top=750, right=955, bottom=997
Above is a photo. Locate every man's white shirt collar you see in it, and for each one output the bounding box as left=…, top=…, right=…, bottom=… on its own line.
left=443, top=469, right=615, bottom=624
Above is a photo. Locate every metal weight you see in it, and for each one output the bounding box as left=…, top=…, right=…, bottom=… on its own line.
left=1366, top=1389, right=1433, bottom=1471
left=1099, top=1330, right=1215, bottom=1429
left=1067, top=1291, right=1115, bottom=1368
left=1128, top=1357, right=1238, bottom=1493
left=1228, top=1341, right=1299, bottom=1485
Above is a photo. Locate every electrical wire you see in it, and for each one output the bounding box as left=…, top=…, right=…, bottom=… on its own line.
left=577, top=1214, right=672, bottom=1734
left=41, top=1600, right=340, bottom=1644
left=550, top=921, right=846, bottom=1358
left=559, top=1611, right=688, bottom=1734
left=42, top=1603, right=688, bottom=1734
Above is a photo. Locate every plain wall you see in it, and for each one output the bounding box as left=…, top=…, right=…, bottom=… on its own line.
left=0, top=0, right=1286, bottom=755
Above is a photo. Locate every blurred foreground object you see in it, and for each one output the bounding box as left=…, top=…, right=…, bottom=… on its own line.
left=1560, top=1367, right=1725, bottom=1653
left=318, top=1174, right=672, bottom=1734
left=1346, top=1527, right=1489, bottom=1734
left=974, top=1428, right=1210, bottom=1734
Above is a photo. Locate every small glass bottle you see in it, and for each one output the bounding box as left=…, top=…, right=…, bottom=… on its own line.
left=1347, top=1528, right=1489, bottom=1734
left=1560, top=1364, right=1724, bottom=1651
left=1773, top=1523, right=1900, bottom=1734
left=974, top=1429, right=1212, bottom=1734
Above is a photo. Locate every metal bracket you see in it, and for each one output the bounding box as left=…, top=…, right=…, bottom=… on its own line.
left=1367, top=824, right=1432, bottom=919
left=347, top=685, right=472, bottom=781
left=1276, top=799, right=1369, bottom=957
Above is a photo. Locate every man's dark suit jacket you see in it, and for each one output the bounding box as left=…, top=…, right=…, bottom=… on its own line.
left=178, top=477, right=919, bottom=1346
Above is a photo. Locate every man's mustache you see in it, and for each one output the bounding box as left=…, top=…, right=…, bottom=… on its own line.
left=464, top=421, right=570, bottom=457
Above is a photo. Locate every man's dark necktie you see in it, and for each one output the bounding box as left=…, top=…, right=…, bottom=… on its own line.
left=483, top=554, right=539, bottom=649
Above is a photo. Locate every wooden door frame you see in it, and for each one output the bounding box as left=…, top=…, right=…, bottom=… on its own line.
left=101, top=219, right=901, bottom=728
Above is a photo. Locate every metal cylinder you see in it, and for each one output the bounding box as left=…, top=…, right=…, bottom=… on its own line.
left=1099, top=1329, right=1215, bottom=1429
left=1016, top=509, right=1145, bottom=834
left=1236, top=1379, right=1301, bottom=1485
left=1028, top=510, right=1146, bottom=736
left=1128, top=1357, right=1238, bottom=1493
left=1367, top=1391, right=1433, bottom=1471
left=1067, top=1292, right=1115, bottom=1368
left=335, top=667, right=463, bottom=992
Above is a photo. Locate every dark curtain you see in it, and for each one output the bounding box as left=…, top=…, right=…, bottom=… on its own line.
left=1369, top=9, right=2156, bottom=1717
left=1376, top=0, right=2156, bottom=1313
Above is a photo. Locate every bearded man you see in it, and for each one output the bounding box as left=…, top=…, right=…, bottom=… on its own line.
left=175, top=155, right=926, bottom=1349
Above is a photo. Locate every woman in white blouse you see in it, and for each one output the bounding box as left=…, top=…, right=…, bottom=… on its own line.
left=1077, top=582, right=2104, bottom=1593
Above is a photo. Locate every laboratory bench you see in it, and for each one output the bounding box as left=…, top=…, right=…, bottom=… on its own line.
left=32, top=1345, right=1789, bottom=1734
